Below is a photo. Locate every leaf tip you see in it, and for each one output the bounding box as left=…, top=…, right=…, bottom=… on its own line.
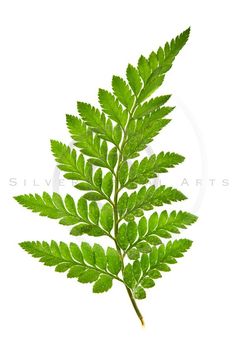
left=13, top=195, right=22, bottom=204
left=19, top=241, right=31, bottom=252
left=50, top=139, right=58, bottom=152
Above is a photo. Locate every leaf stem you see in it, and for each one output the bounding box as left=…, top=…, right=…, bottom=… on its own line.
left=111, top=97, right=145, bottom=325
left=114, top=172, right=144, bottom=324
left=125, top=286, right=145, bottom=326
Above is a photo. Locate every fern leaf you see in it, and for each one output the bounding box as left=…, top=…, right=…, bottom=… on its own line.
left=137, top=55, right=152, bottom=83
left=124, top=238, right=192, bottom=299
left=151, top=151, right=185, bottom=173
left=19, top=241, right=122, bottom=292
left=126, top=64, right=142, bottom=97
left=51, top=141, right=115, bottom=201
left=98, top=89, right=128, bottom=128
left=51, top=140, right=83, bottom=180
left=77, top=102, right=120, bottom=147
left=133, top=95, right=171, bottom=119
left=112, top=75, right=135, bottom=111
left=117, top=211, right=197, bottom=259
left=66, top=114, right=115, bottom=170
left=123, top=107, right=174, bottom=159
left=119, top=152, right=185, bottom=190
left=117, top=186, right=187, bottom=222
left=137, top=27, right=190, bottom=103
left=15, top=28, right=195, bottom=325
left=14, top=193, right=113, bottom=237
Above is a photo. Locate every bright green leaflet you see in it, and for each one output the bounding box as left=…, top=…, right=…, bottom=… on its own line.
left=15, top=27, right=197, bottom=326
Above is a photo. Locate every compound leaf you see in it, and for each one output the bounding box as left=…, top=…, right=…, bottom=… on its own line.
left=118, top=186, right=187, bottom=222
left=14, top=193, right=114, bottom=237
left=15, top=28, right=196, bottom=324
left=133, top=95, right=171, bottom=119
left=120, top=152, right=185, bottom=190
left=125, top=238, right=192, bottom=298
left=123, top=109, right=173, bottom=160
left=118, top=210, right=197, bottom=259
left=51, top=141, right=115, bottom=201
left=136, top=27, right=190, bottom=103
left=19, top=240, right=122, bottom=292
left=77, top=102, right=118, bottom=146
left=66, top=115, right=116, bottom=172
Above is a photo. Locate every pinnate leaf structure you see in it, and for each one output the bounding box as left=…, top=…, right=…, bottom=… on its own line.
left=15, top=27, right=197, bottom=325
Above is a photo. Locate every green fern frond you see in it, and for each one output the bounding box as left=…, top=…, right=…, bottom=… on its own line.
left=119, top=152, right=185, bottom=189
left=20, top=241, right=122, bottom=292
left=15, top=27, right=196, bottom=326
left=124, top=238, right=193, bottom=299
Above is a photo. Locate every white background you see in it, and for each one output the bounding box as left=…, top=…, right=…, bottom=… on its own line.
left=0, top=0, right=235, bottom=353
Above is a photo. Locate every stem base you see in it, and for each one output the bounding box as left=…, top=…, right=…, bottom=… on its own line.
left=125, top=286, right=145, bottom=326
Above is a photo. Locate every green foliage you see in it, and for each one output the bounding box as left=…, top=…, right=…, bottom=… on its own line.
left=123, top=239, right=193, bottom=299
left=119, top=152, right=185, bottom=189
left=98, top=89, right=128, bottom=128
left=136, top=27, right=190, bottom=103
left=51, top=140, right=115, bottom=200
left=112, top=75, right=135, bottom=111
left=77, top=102, right=119, bottom=146
left=19, top=241, right=121, bottom=292
left=66, top=115, right=117, bottom=171
left=14, top=193, right=113, bottom=237
left=15, top=28, right=196, bottom=325
left=126, top=64, right=142, bottom=96
left=117, top=211, right=197, bottom=260
left=133, top=95, right=171, bottom=119
left=123, top=107, right=174, bottom=160
left=117, top=186, right=187, bottom=221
